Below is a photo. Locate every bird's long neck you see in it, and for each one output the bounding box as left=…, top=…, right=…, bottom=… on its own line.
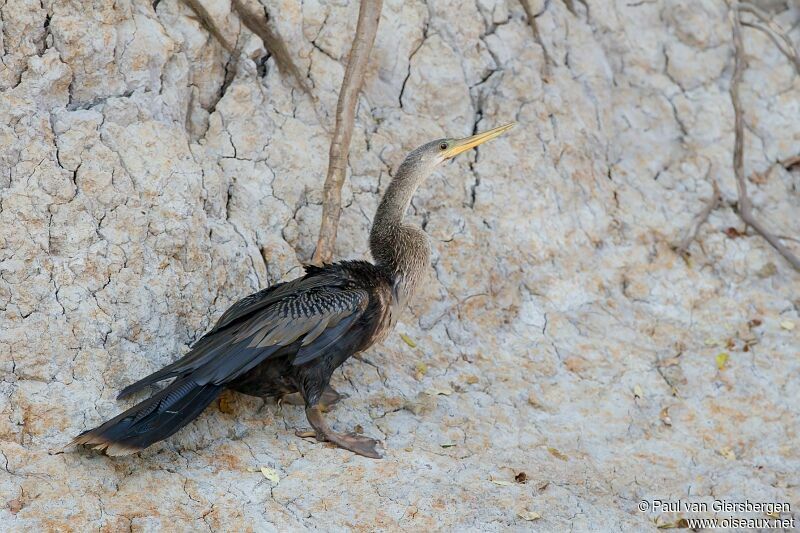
left=369, top=157, right=432, bottom=305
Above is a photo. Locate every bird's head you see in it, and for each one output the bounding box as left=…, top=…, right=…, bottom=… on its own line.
left=374, top=122, right=516, bottom=233
left=400, top=122, right=516, bottom=176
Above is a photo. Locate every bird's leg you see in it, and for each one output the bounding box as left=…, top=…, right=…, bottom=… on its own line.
left=295, top=405, right=382, bottom=459
left=280, top=386, right=347, bottom=409
left=319, top=386, right=347, bottom=407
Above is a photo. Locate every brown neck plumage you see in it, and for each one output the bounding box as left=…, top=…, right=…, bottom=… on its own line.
left=369, top=151, right=433, bottom=304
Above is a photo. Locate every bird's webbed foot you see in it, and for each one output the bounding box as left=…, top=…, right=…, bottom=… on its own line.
left=294, top=405, right=382, bottom=459
left=280, top=386, right=347, bottom=409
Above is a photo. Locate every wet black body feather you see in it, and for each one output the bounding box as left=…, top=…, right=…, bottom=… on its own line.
left=72, top=261, right=393, bottom=454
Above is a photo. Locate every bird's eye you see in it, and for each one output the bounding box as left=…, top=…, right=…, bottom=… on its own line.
left=439, top=142, right=448, bottom=150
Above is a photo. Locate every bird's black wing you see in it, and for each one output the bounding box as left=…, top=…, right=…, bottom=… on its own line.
left=208, top=269, right=341, bottom=333
left=117, top=270, right=369, bottom=398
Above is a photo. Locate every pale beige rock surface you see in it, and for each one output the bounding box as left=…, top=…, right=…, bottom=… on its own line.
left=1, top=0, right=799, bottom=530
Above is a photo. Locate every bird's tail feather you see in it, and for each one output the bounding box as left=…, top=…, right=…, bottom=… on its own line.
left=70, top=376, right=223, bottom=455
left=115, top=333, right=232, bottom=399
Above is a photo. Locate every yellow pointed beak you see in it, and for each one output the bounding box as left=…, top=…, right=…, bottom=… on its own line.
left=443, top=122, right=516, bottom=159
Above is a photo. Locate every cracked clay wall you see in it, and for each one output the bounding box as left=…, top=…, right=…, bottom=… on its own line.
left=1, top=0, right=799, bottom=530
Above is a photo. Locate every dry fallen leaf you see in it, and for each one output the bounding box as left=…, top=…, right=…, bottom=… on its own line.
left=658, top=356, right=681, bottom=367
left=218, top=394, right=235, bottom=414
left=518, top=510, right=542, bottom=521
left=633, top=384, right=644, bottom=399
left=527, top=392, right=542, bottom=408
left=780, top=321, right=795, bottom=331
left=547, top=447, right=568, bottom=461
left=660, top=406, right=672, bottom=426
left=7, top=499, right=22, bottom=515
left=426, top=387, right=452, bottom=396
left=260, top=466, right=280, bottom=484
left=757, top=263, right=777, bottom=278
left=656, top=517, right=689, bottom=529
left=718, top=446, right=736, bottom=460
left=464, top=374, right=479, bottom=385
left=724, top=226, right=745, bottom=239
left=414, top=362, right=427, bottom=379
left=490, top=475, right=513, bottom=486
left=715, top=352, right=729, bottom=371
left=400, top=333, right=417, bottom=347
left=515, top=471, right=528, bottom=483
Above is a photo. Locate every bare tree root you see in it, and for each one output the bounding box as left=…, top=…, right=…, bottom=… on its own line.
left=729, top=3, right=800, bottom=271
left=737, top=2, right=800, bottom=73
left=562, top=0, right=589, bottom=17
left=675, top=177, right=721, bottom=258
left=520, top=0, right=554, bottom=80
left=779, top=154, right=800, bottom=170
left=675, top=3, right=800, bottom=270
left=181, top=0, right=312, bottom=101
left=313, top=0, right=383, bottom=265
left=182, top=0, right=236, bottom=53
left=562, top=0, right=577, bottom=16
left=231, top=0, right=312, bottom=98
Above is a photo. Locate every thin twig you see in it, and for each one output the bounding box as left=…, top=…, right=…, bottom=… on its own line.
left=231, top=0, right=312, bottom=97
left=729, top=4, right=800, bottom=271
left=675, top=178, right=721, bottom=257
left=312, top=0, right=383, bottom=265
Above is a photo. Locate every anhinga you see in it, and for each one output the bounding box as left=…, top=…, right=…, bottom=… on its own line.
left=72, top=123, right=514, bottom=459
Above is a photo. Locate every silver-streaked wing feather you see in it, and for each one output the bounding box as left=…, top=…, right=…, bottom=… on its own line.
left=117, top=273, right=369, bottom=396
left=195, top=285, right=369, bottom=383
